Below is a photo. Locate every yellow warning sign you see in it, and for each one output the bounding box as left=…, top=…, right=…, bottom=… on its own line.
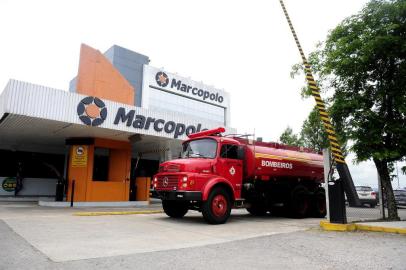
left=71, top=145, right=88, bottom=167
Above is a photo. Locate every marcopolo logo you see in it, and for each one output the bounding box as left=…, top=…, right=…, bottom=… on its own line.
left=113, top=107, right=207, bottom=139
left=154, top=71, right=224, bottom=104
left=155, top=71, right=169, bottom=87
left=77, top=96, right=107, bottom=126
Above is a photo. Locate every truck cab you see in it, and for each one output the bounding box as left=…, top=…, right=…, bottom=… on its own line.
left=153, top=127, right=243, bottom=224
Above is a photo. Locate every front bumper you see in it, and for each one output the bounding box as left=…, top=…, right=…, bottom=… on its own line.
left=153, top=190, right=202, bottom=201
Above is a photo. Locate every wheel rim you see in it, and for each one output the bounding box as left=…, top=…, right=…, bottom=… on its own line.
left=211, top=194, right=227, bottom=217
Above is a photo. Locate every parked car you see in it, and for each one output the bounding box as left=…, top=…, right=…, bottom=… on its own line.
left=355, top=186, right=377, bottom=208
left=394, top=190, right=406, bottom=208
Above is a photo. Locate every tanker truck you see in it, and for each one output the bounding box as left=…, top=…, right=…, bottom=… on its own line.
left=152, top=127, right=326, bottom=224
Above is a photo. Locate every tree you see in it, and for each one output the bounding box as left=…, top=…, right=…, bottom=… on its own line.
left=300, top=107, right=330, bottom=152
left=279, top=126, right=303, bottom=146
left=296, top=0, right=406, bottom=220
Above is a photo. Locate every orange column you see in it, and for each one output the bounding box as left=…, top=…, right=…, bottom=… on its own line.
left=67, top=145, right=94, bottom=202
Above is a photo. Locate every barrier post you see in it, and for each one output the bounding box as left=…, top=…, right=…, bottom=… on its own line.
left=70, top=180, right=75, bottom=207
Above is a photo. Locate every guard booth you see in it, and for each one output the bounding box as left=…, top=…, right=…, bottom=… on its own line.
left=66, top=138, right=132, bottom=202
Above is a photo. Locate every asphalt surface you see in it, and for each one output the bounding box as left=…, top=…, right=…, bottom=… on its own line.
left=1, top=219, right=405, bottom=270
left=1, top=202, right=406, bottom=270
left=346, top=206, right=406, bottom=222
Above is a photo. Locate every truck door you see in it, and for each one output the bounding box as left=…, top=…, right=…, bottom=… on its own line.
left=218, top=144, right=243, bottom=196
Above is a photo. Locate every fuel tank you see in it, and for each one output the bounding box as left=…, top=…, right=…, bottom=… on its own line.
left=243, top=142, right=324, bottom=182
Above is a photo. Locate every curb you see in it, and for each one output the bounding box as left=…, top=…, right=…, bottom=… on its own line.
left=73, top=210, right=164, bottom=216
left=320, top=220, right=356, bottom=231
left=320, top=221, right=406, bottom=235
left=355, top=223, right=406, bottom=234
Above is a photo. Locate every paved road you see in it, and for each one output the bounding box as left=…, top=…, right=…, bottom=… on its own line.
left=346, top=206, right=406, bottom=222
left=1, top=219, right=405, bottom=270
left=0, top=202, right=405, bottom=270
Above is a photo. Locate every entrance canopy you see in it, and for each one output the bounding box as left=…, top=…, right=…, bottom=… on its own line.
left=0, top=80, right=235, bottom=157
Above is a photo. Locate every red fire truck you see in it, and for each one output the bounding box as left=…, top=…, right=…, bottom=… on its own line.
left=152, top=127, right=326, bottom=224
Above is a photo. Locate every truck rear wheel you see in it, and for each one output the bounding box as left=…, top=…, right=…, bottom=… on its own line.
left=310, top=188, right=327, bottom=218
left=162, top=200, right=189, bottom=218
left=288, top=185, right=310, bottom=218
left=202, top=187, right=231, bottom=224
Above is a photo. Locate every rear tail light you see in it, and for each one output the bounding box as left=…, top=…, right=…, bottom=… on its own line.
left=371, top=192, right=376, bottom=197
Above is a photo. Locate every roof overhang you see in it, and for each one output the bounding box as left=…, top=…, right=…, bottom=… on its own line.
left=0, top=80, right=235, bottom=155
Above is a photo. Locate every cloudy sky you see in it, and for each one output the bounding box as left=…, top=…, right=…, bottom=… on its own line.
left=0, top=0, right=404, bottom=188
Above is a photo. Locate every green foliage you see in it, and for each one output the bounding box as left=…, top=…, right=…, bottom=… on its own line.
left=321, top=0, right=406, bottom=164
left=279, top=126, right=303, bottom=147
left=300, top=107, right=330, bottom=152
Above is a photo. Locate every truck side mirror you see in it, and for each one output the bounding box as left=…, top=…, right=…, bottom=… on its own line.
left=237, top=146, right=245, bottom=160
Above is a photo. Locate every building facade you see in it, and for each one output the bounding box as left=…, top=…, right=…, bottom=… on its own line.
left=0, top=44, right=234, bottom=203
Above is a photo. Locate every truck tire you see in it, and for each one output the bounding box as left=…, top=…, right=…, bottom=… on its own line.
left=246, top=203, right=267, bottom=216
left=288, top=185, right=310, bottom=218
left=162, top=200, right=189, bottom=218
left=310, top=188, right=327, bottom=218
left=202, top=187, right=231, bottom=224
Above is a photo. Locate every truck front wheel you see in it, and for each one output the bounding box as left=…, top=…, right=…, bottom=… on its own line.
left=162, top=200, right=189, bottom=218
left=202, top=187, right=231, bottom=224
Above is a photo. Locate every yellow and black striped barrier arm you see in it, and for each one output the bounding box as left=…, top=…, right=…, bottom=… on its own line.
left=278, top=0, right=361, bottom=207
left=278, top=0, right=345, bottom=164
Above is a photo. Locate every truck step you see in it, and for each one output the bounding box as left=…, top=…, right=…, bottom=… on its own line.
left=234, top=199, right=246, bottom=208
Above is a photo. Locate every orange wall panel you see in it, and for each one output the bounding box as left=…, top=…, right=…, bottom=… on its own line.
left=108, top=149, right=129, bottom=182
left=88, top=182, right=127, bottom=202
left=76, top=44, right=135, bottom=105
left=135, top=177, right=151, bottom=201
left=67, top=145, right=94, bottom=202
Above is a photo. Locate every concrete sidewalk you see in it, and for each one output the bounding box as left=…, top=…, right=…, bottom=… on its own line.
left=0, top=204, right=321, bottom=262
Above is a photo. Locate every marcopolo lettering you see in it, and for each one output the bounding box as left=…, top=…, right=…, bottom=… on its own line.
left=169, top=78, right=224, bottom=103
left=114, top=107, right=204, bottom=138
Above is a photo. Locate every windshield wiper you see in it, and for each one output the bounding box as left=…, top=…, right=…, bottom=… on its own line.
left=189, top=153, right=207, bottom=158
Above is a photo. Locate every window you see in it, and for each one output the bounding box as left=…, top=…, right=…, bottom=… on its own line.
left=0, top=150, right=64, bottom=178
left=220, top=144, right=239, bottom=159
left=181, top=139, right=217, bottom=159
left=93, top=148, right=110, bottom=181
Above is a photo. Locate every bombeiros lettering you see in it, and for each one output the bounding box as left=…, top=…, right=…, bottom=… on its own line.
left=114, top=107, right=206, bottom=138
left=261, top=160, right=293, bottom=169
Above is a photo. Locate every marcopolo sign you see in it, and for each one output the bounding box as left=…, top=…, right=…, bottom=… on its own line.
left=144, top=66, right=227, bottom=106
left=113, top=107, right=206, bottom=139
left=76, top=97, right=208, bottom=139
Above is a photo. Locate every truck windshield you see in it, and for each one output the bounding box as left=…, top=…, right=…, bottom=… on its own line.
left=181, top=139, right=217, bottom=159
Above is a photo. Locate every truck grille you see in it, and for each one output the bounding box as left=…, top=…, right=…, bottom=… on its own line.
left=156, top=175, right=178, bottom=190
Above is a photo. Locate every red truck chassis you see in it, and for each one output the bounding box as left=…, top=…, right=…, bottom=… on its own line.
left=153, top=127, right=326, bottom=224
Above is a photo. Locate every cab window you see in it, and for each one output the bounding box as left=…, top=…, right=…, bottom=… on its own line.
left=220, top=144, right=239, bottom=159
